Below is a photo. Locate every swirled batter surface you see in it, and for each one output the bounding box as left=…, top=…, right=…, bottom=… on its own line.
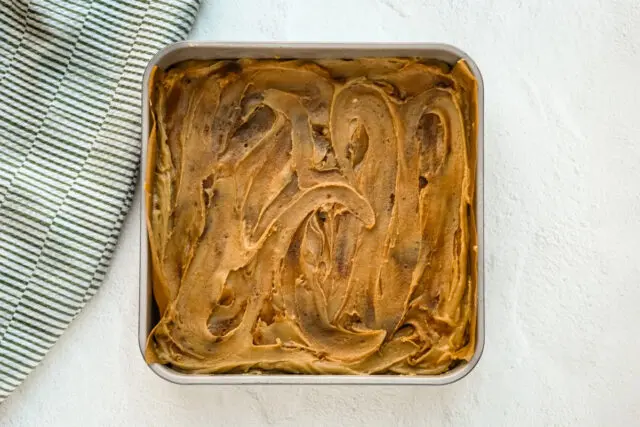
left=145, top=57, right=478, bottom=375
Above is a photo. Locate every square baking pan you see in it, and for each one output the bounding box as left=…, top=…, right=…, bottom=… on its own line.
left=138, top=42, right=484, bottom=385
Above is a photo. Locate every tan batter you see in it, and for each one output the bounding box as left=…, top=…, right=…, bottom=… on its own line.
left=145, top=57, right=478, bottom=375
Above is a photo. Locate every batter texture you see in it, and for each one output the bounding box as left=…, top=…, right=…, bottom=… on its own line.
left=145, top=57, right=478, bottom=375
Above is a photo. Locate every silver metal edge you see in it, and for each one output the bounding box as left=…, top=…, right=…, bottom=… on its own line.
left=139, top=42, right=485, bottom=385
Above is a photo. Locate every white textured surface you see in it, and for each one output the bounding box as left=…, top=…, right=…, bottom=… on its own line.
left=2, top=0, right=640, bottom=425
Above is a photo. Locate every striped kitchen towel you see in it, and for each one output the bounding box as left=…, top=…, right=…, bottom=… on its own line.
left=0, top=0, right=200, bottom=402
